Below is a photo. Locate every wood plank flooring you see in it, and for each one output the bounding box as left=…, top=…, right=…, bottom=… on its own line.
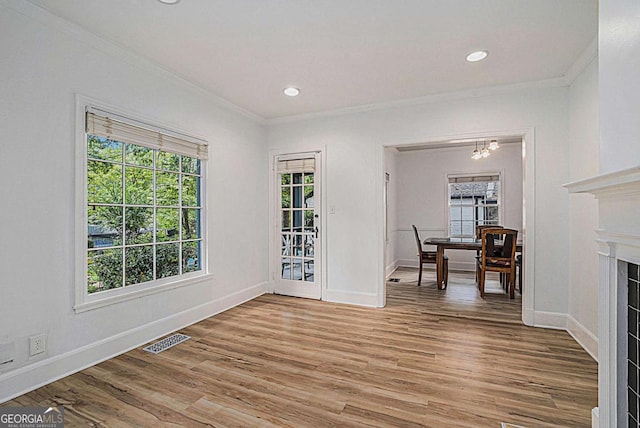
left=6, top=271, right=597, bottom=427
left=387, top=267, right=522, bottom=324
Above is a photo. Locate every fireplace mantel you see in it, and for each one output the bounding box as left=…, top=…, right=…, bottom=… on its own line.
left=564, top=164, right=640, bottom=257
left=565, top=165, right=640, bottom=197
left=565, top=165, right=640, bottom=428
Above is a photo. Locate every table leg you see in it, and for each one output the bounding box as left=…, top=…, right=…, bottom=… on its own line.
left=436, top=245, right=444, bottom=290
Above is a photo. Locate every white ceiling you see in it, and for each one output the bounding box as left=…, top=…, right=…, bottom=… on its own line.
left=27, top=0, right=598, bottom=120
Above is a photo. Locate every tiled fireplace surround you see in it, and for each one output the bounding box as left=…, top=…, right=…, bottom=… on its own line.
left=566, top=166, right=640, bottom=427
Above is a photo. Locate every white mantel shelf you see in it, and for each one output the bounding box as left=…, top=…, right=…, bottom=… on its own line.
left=564, top=165, right=640, bottom=197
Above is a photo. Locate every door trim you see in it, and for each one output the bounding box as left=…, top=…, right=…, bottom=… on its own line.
left=268, top=146, right=326, bottom=300
left=380, top=127, right=535, bottom=325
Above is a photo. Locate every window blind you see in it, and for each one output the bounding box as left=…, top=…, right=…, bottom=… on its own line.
left=448, top=174, right=499, bottom=183
left=277, top=158, right=315, bottom=173
left=86, top=107, right=208, bottom=160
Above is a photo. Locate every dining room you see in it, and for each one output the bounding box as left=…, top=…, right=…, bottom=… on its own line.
left=384, top=135, right=524, bottom=321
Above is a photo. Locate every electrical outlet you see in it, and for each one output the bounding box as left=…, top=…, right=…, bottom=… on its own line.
left=29, top=334, right=45, bottom=356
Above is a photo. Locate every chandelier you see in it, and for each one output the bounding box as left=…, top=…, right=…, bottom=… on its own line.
left=472, top=139, right=499, bottom=160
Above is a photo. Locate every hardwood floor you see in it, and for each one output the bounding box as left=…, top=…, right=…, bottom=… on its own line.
left=387, top=267, right=522, bottom=324
left=6, top=273, right=597, bottom=427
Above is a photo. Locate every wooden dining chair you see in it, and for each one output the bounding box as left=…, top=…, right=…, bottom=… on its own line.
left=475, top=224, right=502, bottom=239
left=515, top=254, right=523, bottom=293
left=412, top=225, right=448, bottom=287
left=476, top=227, right=518, bottom=298
left=474, top=224, right=503, bottom=281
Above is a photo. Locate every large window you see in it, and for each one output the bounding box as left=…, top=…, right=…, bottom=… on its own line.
left=77, top=104, right=208, bottom=310
left=448, top=174, right=500, bottom=238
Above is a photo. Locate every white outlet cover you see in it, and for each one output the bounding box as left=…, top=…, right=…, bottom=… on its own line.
left=29, top=334, right=45, bottom=356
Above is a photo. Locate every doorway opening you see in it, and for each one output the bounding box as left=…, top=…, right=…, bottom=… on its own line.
left=382, top=133, right=531, bottom=324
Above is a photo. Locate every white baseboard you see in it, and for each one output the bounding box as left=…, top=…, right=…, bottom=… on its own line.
left=522, top=307, right=535, bottom=326
left=533, top=310, right=568, bottom=330
left=0, top=282, right=267, bottom=404
left=567, top=315, right=598, bottom=362
left=530, top=312, right=598, bottom=361
left=324, top=289, right=379, bottom=308
left=386, top=259, right=399, bottom=278
left=591, top=407, right=599, bottom=428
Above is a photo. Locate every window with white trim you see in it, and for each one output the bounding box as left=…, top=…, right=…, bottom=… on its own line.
left=81, top=106, right=207, bottom=301
left=448, top=174, right=500, bottom=238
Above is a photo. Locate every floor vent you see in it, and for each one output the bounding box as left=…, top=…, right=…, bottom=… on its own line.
left=143, top=333, right=190, bottom=354
left=388, top=278, right=400, bottom=282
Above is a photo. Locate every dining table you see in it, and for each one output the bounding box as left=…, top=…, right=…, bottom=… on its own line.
left=423, top=237, right=523, bottom=290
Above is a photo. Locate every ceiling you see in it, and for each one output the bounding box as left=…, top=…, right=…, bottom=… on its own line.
left=27, top=0, right=598, bottom=120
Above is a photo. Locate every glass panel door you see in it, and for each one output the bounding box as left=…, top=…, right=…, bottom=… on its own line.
left=274, top=154, right=320, bottom=299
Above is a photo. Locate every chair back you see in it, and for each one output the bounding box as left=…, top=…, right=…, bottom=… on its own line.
left=412, top=225, right=423, bottom=256
left=475, top=224, right=503, bottom=239
left=502, top=232, right=515, bottom=257
left=480, top=227, right=518, bottom=268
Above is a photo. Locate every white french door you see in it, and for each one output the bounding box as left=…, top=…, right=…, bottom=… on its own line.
left=273, top=152, right=321, bottom=299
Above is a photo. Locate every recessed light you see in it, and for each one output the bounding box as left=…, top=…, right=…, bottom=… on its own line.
left=158, top=0, right=180, bottom=4
left=283, top=87, right=300, bottom=97
left=466, top=50, right=488, bottom=62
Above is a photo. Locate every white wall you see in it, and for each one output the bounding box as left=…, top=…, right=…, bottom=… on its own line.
left=599, top=0, right=640, bottom=173
left=395, top=143, right=523, bottom=271
left=567, top=58, right=599, bottom=358
left=384, top=147, right=398, bottom=276
left=0, top=3, right=267, bottom=401
left=267, top=85, right=571, bottom=318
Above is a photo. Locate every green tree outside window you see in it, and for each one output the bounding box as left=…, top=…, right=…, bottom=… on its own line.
left=87, top=135, right=202, bottom=293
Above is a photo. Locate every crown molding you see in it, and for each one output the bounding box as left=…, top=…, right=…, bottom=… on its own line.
left=266, top=37, right=598, bottom=125
left=4, top=0, right=266, bottom=125
left=266, top=76, right=568, bottom=125
left=562, top=36, right=598, bottom=86
left=8, top=0, right=597, bottom=128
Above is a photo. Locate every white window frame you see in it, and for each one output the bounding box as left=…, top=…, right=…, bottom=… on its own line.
left=445, top=171, right=504, bottom=238
left=74, top=95, right=211, bottom=313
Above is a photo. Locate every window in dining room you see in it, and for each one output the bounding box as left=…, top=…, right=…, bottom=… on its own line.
left=448, top=174, right=501, bottom=238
